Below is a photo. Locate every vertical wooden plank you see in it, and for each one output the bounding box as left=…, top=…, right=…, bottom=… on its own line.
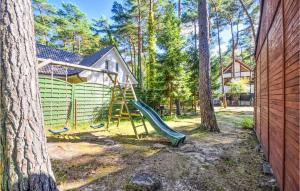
left=260, top=40, right=269, bottom=160
left=267, top=3, right=285, bottom=190
left=283, top=0, right=300, bottom=190
left=256, top=55, right=261, bottom=141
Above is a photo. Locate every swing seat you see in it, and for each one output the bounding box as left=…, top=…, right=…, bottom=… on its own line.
left=48, top=127, right=69, bottom=134
left=90, top=123, right=105, bottom=129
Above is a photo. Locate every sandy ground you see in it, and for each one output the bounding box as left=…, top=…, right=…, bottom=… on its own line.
left=46, top=107, right=277, bottom=191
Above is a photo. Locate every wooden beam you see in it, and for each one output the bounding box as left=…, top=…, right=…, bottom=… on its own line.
left=37, top=58, right=118, bottom=75
left=37, top=59, right=52, bottom=69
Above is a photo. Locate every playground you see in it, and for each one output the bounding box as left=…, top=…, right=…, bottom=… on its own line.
left=3, top=0, right=299, bottom=190
left=45, top=107, right=275, bottom=191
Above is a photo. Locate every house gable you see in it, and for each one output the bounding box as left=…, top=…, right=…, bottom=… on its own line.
left=79, top=48, right=138, bottom=85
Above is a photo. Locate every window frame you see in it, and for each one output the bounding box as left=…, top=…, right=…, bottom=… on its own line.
left=105, top=60, right=109, bottom=70
left=116, top=63, right=119, bottom=72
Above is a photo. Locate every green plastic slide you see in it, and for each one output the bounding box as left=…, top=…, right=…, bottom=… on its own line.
left=130, top=100, right=186, bottom=146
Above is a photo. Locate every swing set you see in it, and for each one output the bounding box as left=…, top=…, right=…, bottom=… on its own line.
left=38, top=58, right=148, bottom=138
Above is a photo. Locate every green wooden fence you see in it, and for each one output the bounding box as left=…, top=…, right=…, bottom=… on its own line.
left=39, top=77, right=111, bottom=127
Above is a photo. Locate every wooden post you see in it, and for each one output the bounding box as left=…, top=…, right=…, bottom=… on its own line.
left=74, top=99, right=78, bottom=130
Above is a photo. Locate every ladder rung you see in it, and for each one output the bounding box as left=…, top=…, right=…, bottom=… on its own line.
left=135, top=125, right=145, bottom=128
left=121, top=113, right=141, bottom=117
left=111, top=116, right=130, bottom=119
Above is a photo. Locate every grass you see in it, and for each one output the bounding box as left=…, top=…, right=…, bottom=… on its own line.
left=45, top=107, right=275, bottom=191
left=239, top=117, right=254, bottom=129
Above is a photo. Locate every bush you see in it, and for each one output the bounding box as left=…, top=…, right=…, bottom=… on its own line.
left=240, top=117, right=253, bottom=129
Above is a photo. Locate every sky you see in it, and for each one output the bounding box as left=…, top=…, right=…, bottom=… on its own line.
left=47, top=0, right=232, bottom=55
left=48, top=0, right=120, bottom=21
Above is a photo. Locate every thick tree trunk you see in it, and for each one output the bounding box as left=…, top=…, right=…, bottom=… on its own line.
left=0, top=0, right=57, bottom=190
left=198, top=0, right=219, bottom=132
left=216, top=12, right=227, bottom=108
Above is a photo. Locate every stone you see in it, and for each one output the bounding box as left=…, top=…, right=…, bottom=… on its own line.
left=180, top=144, right=197, bottom=153
left=254, top=144, right=261, bottom=153
left=125, top=172, right=161, bottom=191
left=152, top=143, right=166, bottom=149
left=259, top=178, right=278, bottom=190
left=104, top=139, right=115, bottom=146
left=262, top=162, right=273, bottom=175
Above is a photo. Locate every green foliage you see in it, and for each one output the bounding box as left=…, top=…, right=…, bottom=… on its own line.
left=54, top=3, right=101, bottom=54
left=210, top=56, right=221, bottom=97
left=240, top=117, right=253, bottom=129
left=92, top=17, right=117, bottom=46
left=33, top=0, right=57, bottom=45
left=156, top=2, right=190, bottom=107
left=229, top=79, right=248, bottom=96
left=146, top=1, right=157, bottom=90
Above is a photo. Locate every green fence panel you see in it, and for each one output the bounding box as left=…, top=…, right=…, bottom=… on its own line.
left=39, top=77, right=112, bottom=127
left=39, top=77, right=73, bottom=127
left=73, top=83, right=111, bottom=123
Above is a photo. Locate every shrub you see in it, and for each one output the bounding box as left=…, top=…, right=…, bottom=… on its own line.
left=240, top=117, right=253, bottom=129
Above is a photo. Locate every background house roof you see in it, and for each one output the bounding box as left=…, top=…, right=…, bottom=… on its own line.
left=223, top=59, right=253, bottom=73
left=37, top=44, right=114, bottom=76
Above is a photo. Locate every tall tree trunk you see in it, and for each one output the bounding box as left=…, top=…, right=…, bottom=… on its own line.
left=147, top=0, right=156, bottom=89
left=0, top=0, right=57, bottom=190
left=169, top=84, right=173, bottom=115
left=175, top=99, right=181, bottom=116
left=194, top=19, right=197, bottom=50
left=131, top=37, right=137, bottom=77
left=238, top=0, right=256, bottom=42
left=129, top=40, right=134, bottom=73
left=137, top=0, right=143, bottom=89
left=198, top=0, right=219, bottom=132
left=216, top=11, right=227, bottom=108
left=178, top=0, right=181, bottom=18
left=230, top=20, right=235, bottom=78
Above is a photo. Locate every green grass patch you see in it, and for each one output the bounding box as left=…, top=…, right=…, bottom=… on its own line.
left=239, top=117, right=253, bottom=129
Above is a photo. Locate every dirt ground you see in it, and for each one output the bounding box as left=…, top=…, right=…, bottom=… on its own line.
left=46, top=107, right=277, bottom=191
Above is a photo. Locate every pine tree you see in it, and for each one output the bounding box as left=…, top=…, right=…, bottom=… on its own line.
left=93, top=17, right=117, bottom=46
left=157, top=2, right=187, bottom=115
left=146, top=0, right=157, bottom=89
left=198, top=0, right=219, bottom=131
left=33, top=0, right=57, bottom=45
left=53, top=3, right=101, bottom=54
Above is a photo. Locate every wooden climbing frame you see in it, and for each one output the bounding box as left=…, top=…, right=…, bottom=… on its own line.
left=106, top=75, right=148, bottom=139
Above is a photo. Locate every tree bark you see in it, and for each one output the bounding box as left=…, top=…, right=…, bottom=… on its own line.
left=137, top=0, right=143, bottom=89
left=215, top=9, right=227, bottom=108
left=198, top=0, right=219, bottom=132
left=178, top=0, right=181, bottom=18
left=230, top=20, right=235, bottom=78
left=175, top=99, right=181, bottom=116
left=238, top=0, right=256, bottom=42
left=194, top=19, right=197, bottom=50
left=0, top=0, right=57, bottom=190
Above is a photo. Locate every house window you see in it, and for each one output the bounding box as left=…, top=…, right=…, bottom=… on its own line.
left=105, top=60, right=109, bottom=70
left=116, top=63, right=119, bottom=72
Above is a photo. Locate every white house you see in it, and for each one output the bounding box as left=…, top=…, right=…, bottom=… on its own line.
left=215, top=59, right=255, bottom=106
left=222, top=59, right=254, bottom=94
left=37, top=44, right=138, bottom=85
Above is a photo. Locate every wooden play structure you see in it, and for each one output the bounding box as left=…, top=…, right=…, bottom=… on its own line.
left=38, top=58, right=185, bottom=146
left=38, top=58, right=148, bottom=138
left=255, top=0, right=299, bottom=190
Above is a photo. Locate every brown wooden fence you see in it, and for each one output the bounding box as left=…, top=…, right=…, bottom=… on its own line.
left=255, top=0, right=299, bottom=190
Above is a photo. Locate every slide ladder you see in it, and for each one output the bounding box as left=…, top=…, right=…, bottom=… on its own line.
left=106, top=75, right=148, bottom=139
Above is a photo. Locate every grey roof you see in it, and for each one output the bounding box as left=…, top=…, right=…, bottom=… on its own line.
left=37, top=44, right=114, bottom=76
